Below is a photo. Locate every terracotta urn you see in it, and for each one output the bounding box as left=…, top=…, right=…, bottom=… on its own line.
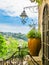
left=28, top=38, right=41, bottom=56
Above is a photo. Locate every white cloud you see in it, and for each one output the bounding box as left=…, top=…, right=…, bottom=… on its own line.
left=0, top=0, right=38, bottom=16
left=0, top=24, right=31, bottom=34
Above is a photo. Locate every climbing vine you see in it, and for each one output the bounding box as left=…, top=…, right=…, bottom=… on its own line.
left=36, top=0, right=43, bottom=5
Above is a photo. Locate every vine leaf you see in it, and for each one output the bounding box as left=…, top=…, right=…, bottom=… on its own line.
left=36, top=0, right=43, bottom=5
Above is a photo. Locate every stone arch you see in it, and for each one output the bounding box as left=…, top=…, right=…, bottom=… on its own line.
left=42, top=3, right=49, bottom=65
left=43, top=4, right=48, bottom=18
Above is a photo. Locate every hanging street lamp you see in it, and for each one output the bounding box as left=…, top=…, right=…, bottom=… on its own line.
left=20, top=8, right=28, bottom=24
left=20, top=9, right=28, bottom=18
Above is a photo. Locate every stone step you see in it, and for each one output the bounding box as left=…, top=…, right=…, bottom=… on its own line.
left=28, top=56, right=42, bottom=65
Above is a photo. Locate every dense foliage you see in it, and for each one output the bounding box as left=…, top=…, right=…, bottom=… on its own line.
left=27, top=29, right=41, bottom=39
left=5, top=37, right=18, bottom=59
left=0, top=34, right=28, bottom=59
left=0, top=34, right=7, bottom=58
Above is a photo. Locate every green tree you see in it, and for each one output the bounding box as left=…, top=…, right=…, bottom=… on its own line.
left=5, top=37, right=18, bottom=58
left=8, top=37, right=18, bottom=52
left=0, top=34, right=7, bottom=58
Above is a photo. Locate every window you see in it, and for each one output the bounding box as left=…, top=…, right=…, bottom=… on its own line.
left=42, top=4, right=49, bottom=65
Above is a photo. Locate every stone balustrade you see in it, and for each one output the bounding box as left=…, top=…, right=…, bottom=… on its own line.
left=0, top=56, right=42, bottom=65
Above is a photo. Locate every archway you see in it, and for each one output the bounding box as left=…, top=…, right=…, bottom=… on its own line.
left=42, top=4, right=49, bottom=65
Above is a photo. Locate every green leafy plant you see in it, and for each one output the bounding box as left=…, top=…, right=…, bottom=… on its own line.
left=27, top=29, right=41, bottom=39
left=0, top=34, right=7, bottom=58
left=36, top=0, right=42, bottom=5
left=5, top=37, right=18, bottom=59
left=4, top=37, right=28, bottom=59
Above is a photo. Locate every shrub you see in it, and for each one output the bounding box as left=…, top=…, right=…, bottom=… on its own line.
left=27, top=29, right=41, bottom=39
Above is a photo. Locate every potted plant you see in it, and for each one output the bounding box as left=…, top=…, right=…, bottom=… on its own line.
left=27, top=29, right=41, bottom=56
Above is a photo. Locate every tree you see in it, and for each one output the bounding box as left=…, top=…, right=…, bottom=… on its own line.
left=0, top=34, right=7, bottom=58
left=7, top=37, right=18, bottom=53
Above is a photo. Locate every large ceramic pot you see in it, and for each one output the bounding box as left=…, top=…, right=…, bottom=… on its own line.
left=28, top=38, right=41, bottom=56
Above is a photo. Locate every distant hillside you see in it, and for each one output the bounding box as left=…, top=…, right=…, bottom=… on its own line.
left=0, top=32, right=28, bottom=41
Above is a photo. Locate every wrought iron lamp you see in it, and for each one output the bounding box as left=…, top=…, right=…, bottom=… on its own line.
left=20, top=8, right=27, bottom=18
left=20, top=8, right=28, bottom=24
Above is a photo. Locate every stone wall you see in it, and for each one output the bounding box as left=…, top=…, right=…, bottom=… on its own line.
left=38, top=0, right=49, bottom=31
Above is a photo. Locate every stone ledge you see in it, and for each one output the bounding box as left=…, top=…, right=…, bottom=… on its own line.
left=24, top=55, right=42, bottom=65
left=29, top=56, right=42, bottom=65
left=0, top=58, right=3, bottom=61
left=33, top=56, right=42, bottom=61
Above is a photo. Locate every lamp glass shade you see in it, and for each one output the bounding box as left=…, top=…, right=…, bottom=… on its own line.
left=20, top=10, right=27, bottom=18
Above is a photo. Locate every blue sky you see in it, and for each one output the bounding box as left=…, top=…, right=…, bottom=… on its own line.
left=0, top=0, right=38, bottom=34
